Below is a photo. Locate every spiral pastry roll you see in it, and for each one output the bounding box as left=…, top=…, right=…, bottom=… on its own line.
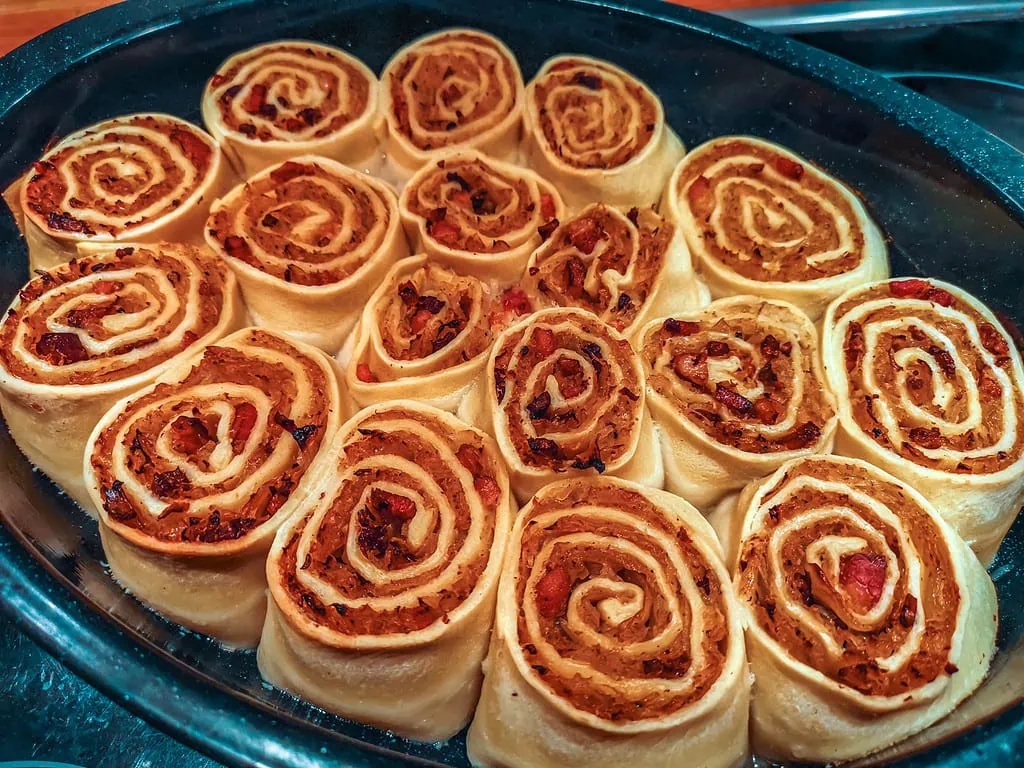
left=458, top=307, right=660, bottom=503
left=12, top=114, right=230, bottom=273
left=201, top=41, right=381, bottom=177
left=205, top=156, right=407, bottom=353
left=0, top=243, right=242, bottom=510
left=522, top=203, right=709, bottom=335
left=722, top=455, right=996, bottom=762
left=664, top=136, right=889, bottom=320
left=259, top=401, right=512, bottom=740
left=379, top=29, right=525, bottom=180
left=399, top=150, right=565, bottom=281
left=339, top=254, right=534, bottom=413
left=467, top=476, right=749, bottom=768
left=637, top=296, right=837, bottom=511
left=83, top=328, right=343, bottom=646
left=822, top=278, right=1024, bottom=563
left=522, top=56, right=684, bottom=212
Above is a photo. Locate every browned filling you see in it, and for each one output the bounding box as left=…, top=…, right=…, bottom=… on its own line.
left=679, top=139, right=864, bottom=281
left=277, top=407, right=500, bottom=634
left=207, top=161, right=389, bottom=285
left=211, top=44, right=370, bottom=140
left=90, top=330, right=330, bottom=544
left=532, top=59, right=657, bottom=170
left=388, top=32, right=517, bottom=151
left=517, top=480, right=730, bottom=722
left=0, top=246, right=228, bottom=386
left=406, top=157, right=552, bottom=252
left=493, top=312, right=642, bottom=472
left=24, top=116, right=213, bottom=238
left=735, top=458, right=961, bottom=697
left=641, top=307, right=833, bottom=453
left=524, top=205, right=671, bottom=331
left=836, top=281, right=1023, bottom=473
left=370, top=263, right=497, bottom=368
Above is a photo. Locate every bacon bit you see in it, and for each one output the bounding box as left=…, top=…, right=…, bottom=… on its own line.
left=35, top=332, right=88, bottom=365
left=169, top=128, right=211, bottom=166
left=714, top=384, right=753, bottom=415
left=617, top=293, right=632, bottom=312
left=103, top=481, right=135, bottom=519
left=152, top=468, right=191, bottom=497
left=900, top=594, right=918, bottom=628
left=528, top=437, right=561, bottom=459
left=527, top=391, right=551, bottom=419
left=451, top=190, right=472, bottom=208
left=564, top=256, right=587, bottom=299
left=373, top=489, right=416, bottom=521
left=456, top=444, right=483, bottom=475
left=570, top=72, right=601, bottom=90
left=754, top=396, right=781, bottom=425
left=928, top=346, right=956, bottom=376
left=474, top=476, right=501, bottom=508
left=924, top=288, right=955, bottom=307
left=410, top=308, right=433, bottom=334
left=170, top=416, right=212, bottom=454
left=540, top=193, right=556, bottom=220
left=773, top=156, right=804, bottom=180
left=223, top=235, right=252, bottom=260
left=663, top=318, right=699, bottom=336
left=705, top=340, right=730, bottom=357
left=890, top=278, right=931, bottom=298
left=909, top=426, right=944, bottom=449
left=429, top=218, right=460, bottom=246
left=494, top=368, right=507, bottom=400
left=945, top=663, right=959, bottom=675
left=845, top=322, right=865, bottom=370
left=114, top=247, right=134, bottom=258
left=782, top=421, right=821, bottom=449
left=626, top=207, right=639, bottom=226
left=673, top=353, right=708, bottom=387
left=535, top=567, right=572, bottom=619
left=299, top=107, right=320, bottom=126
left=538, top=218, right=559, bottom=240
left=47, top=211, right=92, bottom=234
left=269, top=161, right=309, bottom=185
left=566, top=217, right=602, bottom=254
left=502, top=286, right=532, bottom=317
left=840, top=553, right=887, bottom=610
left=231, top=403, right=258, bottom=452
left=534, top=327, right=556, bottom=356
left=210, top=73, right=228, bottom=87
left=274, top=413, right=318, bottom=449
left=356, top=363, right=377, bottom=383
left=572, top=452, right=606, bottom=474
left=979, top=322, right=1010, bottom=356
left=687, top=175, right=711, bottom=207
left=397, top=281, right=418, bottom=306
left=760, top=334, right=781, bottom=359
left=243, top=83, right=267, bottom=113
left=446, top=171, right=471, bottom=191
left=92, top=280, right=121, bottom=295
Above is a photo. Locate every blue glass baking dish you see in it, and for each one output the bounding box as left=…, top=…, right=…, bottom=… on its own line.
left=0, top=0, right=1022, bottom=765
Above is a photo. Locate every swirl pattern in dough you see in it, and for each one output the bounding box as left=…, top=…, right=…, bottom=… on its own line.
left=522, top=56, right=684, bottom=211
left=523, top=203, right=708, bottom=334
left=467, top=476, right=749, bottom=768
left=459, top=307, right=661, bottom=502
left=205, top=156, right=407, bottom=352
left=664, top=136, right=888, bottom=319
left=399, top=150, right=564, bottom=281
left=259, top=401, right=512, bottom=740
left=0, top=243, right=243, bottom=509
left=822, top=277, right=1024, bottom=562
left=722, top=455, right=996, bottom=762
left=16, top=114, right=230, bottom=271
left=380, top=29, right=524, bottom=179
left=637, top=296, right=837, bottom=510
left=202, top=40, right=381, bottom=177
left=84, top=327, right=343, bottom=646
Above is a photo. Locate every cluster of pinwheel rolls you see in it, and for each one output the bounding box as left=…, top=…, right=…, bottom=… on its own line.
left=0, top=26, right=1019, bottom=768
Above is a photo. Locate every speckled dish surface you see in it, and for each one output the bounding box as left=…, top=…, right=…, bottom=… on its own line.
left=0, top=1, right=1022, bottom=766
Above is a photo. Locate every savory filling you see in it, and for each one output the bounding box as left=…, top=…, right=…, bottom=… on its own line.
left=210, top=43, right=370, bottom=140
left=388, top=32, right=518, bottom=151
left=0, top=245, right=227, bottom=386
left=23, top=116, right=213, bottom=238
left=405, top=157, right=556, bottom=253
left=641, top=306, right=833, bottom=453
left=207, top=161, right=390, bottom=285
left=524, top=204, right=671, bottom=331
left=493, top=312, right=643, bottom=472
left=90, top=330, right=330, bottom=544
left=678, top=139, right=864, bottom=282
left=532, top=59, right=657, bottom=169
left=278, top=408, right=500, bottom=634
left=517, top=480, right=730, bottom=721
left=836, top=280, right=1024, bottom=473
left=735, top=458, right=961, bottom=697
